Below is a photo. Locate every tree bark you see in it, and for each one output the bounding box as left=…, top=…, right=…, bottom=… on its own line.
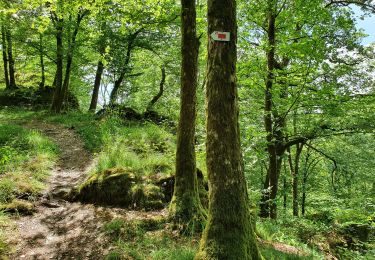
left=259, top=4, right=278, bottom=219
left=89, top=59, right=104, bottom=111
left=195, top=0, right=261, bottom=258
left=6, top=27, right=16, bottom=89
left=51, top=18, right=64, bottom=113
left=1, top=24, right=9, bottom=89
left=169, top=0, right=205, bottom=232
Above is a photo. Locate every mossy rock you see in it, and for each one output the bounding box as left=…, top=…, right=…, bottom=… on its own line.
left=74, top=168, right=165, bottom=210
left=340, top=223, right=372, bottom=244
left=75, top=167, right=137, bottom=207
left=0, top=199, right=35, bottom=215
left=131, top=183, right=164, bottom=210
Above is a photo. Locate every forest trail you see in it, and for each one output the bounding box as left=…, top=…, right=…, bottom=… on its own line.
left=6, top=121, right=166, bottom=260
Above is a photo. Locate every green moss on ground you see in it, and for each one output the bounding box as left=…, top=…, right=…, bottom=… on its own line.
left=0, top=199, right=35, bottom=215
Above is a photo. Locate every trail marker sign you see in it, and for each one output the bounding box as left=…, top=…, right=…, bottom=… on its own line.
left=211, top=31, right=230, bottom=42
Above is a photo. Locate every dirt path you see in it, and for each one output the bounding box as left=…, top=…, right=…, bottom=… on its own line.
left=6, top=121, right=166, bottom=260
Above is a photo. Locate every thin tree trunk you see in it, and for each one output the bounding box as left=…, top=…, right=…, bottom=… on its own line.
left=290, top=143, right=303, bottom=216
left=195, top=0, right=261, bottom=257
left=109, top=73, right=124, bottom=104
left=51, top=18, right=64, bottom=113
left=109, top=29, right=142, bottom=105
left=283, top=162, right=287, bottom=211
left=52, top=69, right=58, bottom=87
left=146, top=66, right=166, bottom=111
left=39, top=33, right=45, bottom=89
left=1, top=24, right=9, bottom=89
left=6, top=27, right=16, bottom=89
left=89, top=59, right=104, bottom=111
left=169, top=0, right=204, bottom=232
left=260, top=4, right=277, bottom=219
left=301, top=170, right=307, bottom=216
left=61, top=11, right=87, bottom=109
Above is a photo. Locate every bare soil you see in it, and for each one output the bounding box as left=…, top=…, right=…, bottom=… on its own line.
left=5, top=120, right=166, bottom=260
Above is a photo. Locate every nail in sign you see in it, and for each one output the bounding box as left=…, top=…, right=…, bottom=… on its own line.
left=211, top=31, right=230, bottom=42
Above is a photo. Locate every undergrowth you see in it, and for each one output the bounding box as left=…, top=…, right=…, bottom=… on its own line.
left=0, top=123, right=58, bottom=205
left=0, top=117, right=58, bottom=255
left=102, top=217, right=319, bottom=260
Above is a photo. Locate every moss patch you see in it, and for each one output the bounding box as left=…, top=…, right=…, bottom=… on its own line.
left=0, top=199, right=35, bottom=215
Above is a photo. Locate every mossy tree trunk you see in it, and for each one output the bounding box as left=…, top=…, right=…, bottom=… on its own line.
left=1, top=24, right=10, bottom=89
left=195, top=0, right=261, bottom=258
left=169, top=0, right=205, bottom=232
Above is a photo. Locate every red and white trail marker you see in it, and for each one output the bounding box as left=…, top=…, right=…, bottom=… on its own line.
left=211, top=31, right=230, bottom=42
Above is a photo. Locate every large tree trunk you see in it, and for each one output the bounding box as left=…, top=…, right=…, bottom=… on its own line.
left=6, top=27, right=16, bottom=89
left=51, top=19, right=64, bottom=113
left=1, top=24, right=9, bottom=89
left=195, top=0, right=261, bottom=258
left=169, top=0, right=204, bottom=232
left=89, top=59, right=104, bottom=111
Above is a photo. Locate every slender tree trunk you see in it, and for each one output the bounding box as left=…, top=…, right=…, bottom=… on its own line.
left=89, top=59, right=104, bottom=111
left=289, top=143, right=303, bottom=216
left=51, top=19, right=64, bottom=113
left=259, top=7, right=278, bottom=219
left=109, top=29, right=141, bottom=105
left=146, top=66, right=166, bottom=111
left=301, top=170, right=307, bottom=216
left=195, top=0, right=261, bottom=258
left=39, top=33, right=45, bottom=89
left=61, top=48, right=73, bottom=105
left=169, top=0, right=204, bottom=231
left=283, top=162, right=287, bottom=211
left=61, top=11, right=87, bottom=109
left=1, top=24, right=9, bottom=89
left=6, top=27, right=16, bottom=89
left=109, top=74, right=124, bottom=104
left=52, top=69, right=58, bottom=87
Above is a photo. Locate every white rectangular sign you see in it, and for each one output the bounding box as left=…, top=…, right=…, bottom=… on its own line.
left=211, top=31, right=230, bottom=42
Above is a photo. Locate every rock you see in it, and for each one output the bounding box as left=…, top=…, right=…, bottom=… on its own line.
left=74, top=167, right=137, bottom=207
